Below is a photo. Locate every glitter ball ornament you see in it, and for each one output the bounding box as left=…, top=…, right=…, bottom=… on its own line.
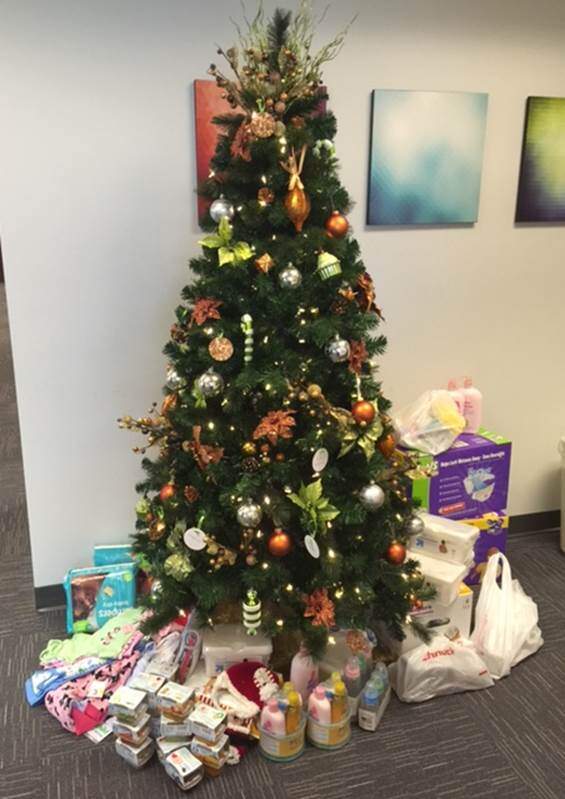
left=278, top=264, right=302, bottom=289
left=406, top=515, right=425, bottom=536
left=325, top=210, right=349, bottom=238
left=166, top=367, right=185, bottom=390
left=326, top=335, right=350, bottom=363
left=386, top=541, right=407, bottom=566
left=208, top=336, right=233, bottom=361
left=267, top=528, right=292, bottom=557
left=250, top=111, right=276, bottom=138
left=351, top=400, right=376, bottom=425
left=196, top=368, right=224, bottom=398
left=359, top=483, right=385, bottom=511
left=236, top=500, right=263, bottom=528
left=210, top=196, right=234, bottom=223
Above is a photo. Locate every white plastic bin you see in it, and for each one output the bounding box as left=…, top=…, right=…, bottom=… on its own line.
left=407, top=549, right=468, bottom=605
left=410, top=513, right=479, bottom=565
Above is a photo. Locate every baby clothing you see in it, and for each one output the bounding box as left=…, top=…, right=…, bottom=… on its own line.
left=40, top=607, right=143, bottom=665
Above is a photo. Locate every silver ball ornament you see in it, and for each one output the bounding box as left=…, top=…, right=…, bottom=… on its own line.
left=210, top=196, right=234, bottom=223
left=196, top=368, right=224, bottom=398
left=406, top=515, right=425, bottom=536
left=326, top=335, right=350, bottom=363
left=166, top=367, right=185, bottom=390
left=359, top=483, right=385, bottom=511
left=236, top=500, right=263, bottom=528
left=278, top=264, right=302, bottom=289
left=150, top=579, right=162, bottom=599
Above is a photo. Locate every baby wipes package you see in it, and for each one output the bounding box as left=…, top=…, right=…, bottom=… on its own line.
left=63, top=564, right=137, bottom=633
left=93, top=544, right=134, bottom=566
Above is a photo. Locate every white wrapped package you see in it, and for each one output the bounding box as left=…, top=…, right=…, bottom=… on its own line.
left=407, top=549, right=469, bottom=605
left=389, top=635, right=493, bottom=703
left=410, top=513, right=479, bottom=565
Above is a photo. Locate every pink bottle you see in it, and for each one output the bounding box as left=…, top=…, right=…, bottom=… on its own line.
left=461, top=377, right=482, bottom=433
left=447, top=379, right=465, bottom=416
left=290, top=645, right=319, bottom=703
left=260, top=697, right=286, bottom=735
left=307, top=684, right=331, bottom=724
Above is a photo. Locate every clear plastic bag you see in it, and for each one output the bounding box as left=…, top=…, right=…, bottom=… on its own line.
left=470, top=552, right=543, bottom=679
left=389, top=635, right=493, bottom=703
left=393, top=390, right=466, bottom=455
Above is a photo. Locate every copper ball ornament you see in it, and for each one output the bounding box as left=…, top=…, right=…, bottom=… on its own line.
left=386, top=541, right=407, bottom=565
left=325, top=210, right=349, bottom=238
left=267, top=528, right=292, bottom=557
left=208, top=336, right=234, bottom=362
left=351, top=400, right=376, bottom=425
left=378, top=432, right=396, bottom=458
left=159, top=483, right=175, bottom=502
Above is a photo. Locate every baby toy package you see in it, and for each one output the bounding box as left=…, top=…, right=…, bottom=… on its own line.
left=63, top=564, right=137, bottom=633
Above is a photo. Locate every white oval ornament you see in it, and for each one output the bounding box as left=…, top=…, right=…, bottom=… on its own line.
left=304, top=535, right=320, bottom=559
left=184, top=527, right=207, bottom=551
left=312, top=447, right=329, bottom=472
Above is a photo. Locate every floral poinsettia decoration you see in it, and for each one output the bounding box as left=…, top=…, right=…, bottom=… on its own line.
left=190, top=298, right=223, bottom=327
left=231, top=120, right=252, bottom=162
left=356, top=271, right=384, bottom=319
left=184, top=425, right=224, bottom=470
left=348, top=340, right=368, bottom=374
left=253, top=409, right=296, bottom=446
left=303, top=588, right=335, bottom=628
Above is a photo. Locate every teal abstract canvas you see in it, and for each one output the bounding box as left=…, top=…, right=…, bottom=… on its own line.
left=367, top=90, right=488, bottom=225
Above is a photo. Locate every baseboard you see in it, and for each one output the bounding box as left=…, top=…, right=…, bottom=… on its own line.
left=33, top=510, right=561, bottom=611
left=509, top=509, right=560, bottom=535
left=35, top=583, right=65, bottom=611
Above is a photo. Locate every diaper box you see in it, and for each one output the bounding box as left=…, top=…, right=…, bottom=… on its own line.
left=406, top=429, right=511, bottom=520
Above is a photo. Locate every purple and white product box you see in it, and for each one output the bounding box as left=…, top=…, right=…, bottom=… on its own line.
left=406, top=429, right=511, bottom=521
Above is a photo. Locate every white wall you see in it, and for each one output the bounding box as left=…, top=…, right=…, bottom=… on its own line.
left=1, top=0, right=564, bottom=587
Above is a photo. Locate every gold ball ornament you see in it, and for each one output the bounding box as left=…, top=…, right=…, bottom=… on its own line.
left=241, top=441, right=257, bottom=456
left=148, top=520, right=167, bottom=541
left=307, top=384, right=323, bottom=399
left=267, top=528, right=292, bottom=557
left=275, top=452, right=285, bottom=462
left=386, top=541, right=407, bottom=566
left=208, top=336, right=234, bottom=361
left=351, top=400, right=376, bottom=425
left=284, top=186, right=311, bottom=233
left=325, top=210, right=349, bottom=238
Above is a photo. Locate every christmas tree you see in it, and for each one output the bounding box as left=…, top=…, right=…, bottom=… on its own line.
left=121, top=2, right=430, bottom=656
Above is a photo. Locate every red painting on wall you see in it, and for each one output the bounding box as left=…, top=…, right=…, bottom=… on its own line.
left=194, top=79, right=239, bottom=221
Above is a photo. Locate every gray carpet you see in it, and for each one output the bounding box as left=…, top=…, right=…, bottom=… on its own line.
left=1, top=281, right=565, bottom=799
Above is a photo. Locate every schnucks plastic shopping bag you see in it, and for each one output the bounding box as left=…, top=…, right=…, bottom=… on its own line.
left=389, top=635, right=493, bottom=702
left=471, top=552, right=543, bottom=679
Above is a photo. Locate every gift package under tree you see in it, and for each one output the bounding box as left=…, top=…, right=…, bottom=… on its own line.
left=25, top=3, right=544, bottom=791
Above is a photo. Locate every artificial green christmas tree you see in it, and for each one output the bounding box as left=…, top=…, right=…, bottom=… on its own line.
left=121, top=2, right=430, bottom=656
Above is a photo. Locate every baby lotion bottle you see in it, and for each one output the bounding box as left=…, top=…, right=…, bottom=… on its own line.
left=285, top=691, right=302, bottom=734
left=331, top=680, right=348, bottom=723
left=261, top=697, right=286, bottom=736
left=447, top=379, right=465, bottom=416
left=343, top=656, right=363, bottom=699
left=461, top=377, right=482, bottom=433
left=308, top=685, right=331, bottom=724
left=290, top=645, right=319, bottom=703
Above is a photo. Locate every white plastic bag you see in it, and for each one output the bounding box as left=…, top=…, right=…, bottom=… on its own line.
left=389, top=635, right=493, bottom=703
left=471, top=552, right=543, bottom=679
left=393, top=390, right=466, bottom=455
